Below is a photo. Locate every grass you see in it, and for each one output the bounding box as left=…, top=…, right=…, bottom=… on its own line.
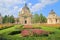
left=0, top=24, right=60, bottom=40
left=0, top=25, right=21, bottom=34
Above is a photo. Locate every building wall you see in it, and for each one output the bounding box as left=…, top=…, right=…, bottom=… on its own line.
left=47, top=10, right=60, bottom=24
left=19, top=16, right=32, bottom=25
left=47, top=17, right=60, bottom=24
left=19, top=4, right=32, bottom=25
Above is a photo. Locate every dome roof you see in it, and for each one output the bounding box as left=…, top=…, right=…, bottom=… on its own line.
left=49, top=10, right=56, bottom=15
left=19, top=3, right=32, bottom=17
left=22, top=4, right=30, bottom=11
left=47, top=10, right=60, bottom=19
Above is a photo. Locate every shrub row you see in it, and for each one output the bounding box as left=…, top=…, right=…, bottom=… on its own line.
left=0, top=25, right=14, bottom=30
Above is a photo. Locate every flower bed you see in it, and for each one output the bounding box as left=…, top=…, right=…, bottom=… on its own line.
left=21, top=30, right=33, bottom=37
left=21, top=29, right=49, bottom=37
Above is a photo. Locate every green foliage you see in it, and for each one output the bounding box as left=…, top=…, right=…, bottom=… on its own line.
left=0, top=25, right=14, bottom=30
left=15, top=25, right=24, bottom=31
left=2, top=15, right=8, bottom=23
left=32, top=13, right=40, bottom=23
left=0, top=25, right=60, bottom=40
left=0, top=35, right=7, bottom=40
left=2, top=15, right=15, bottom=23
left=9, top=15, right=15, bottom=23
left=32, top=13, right=47, bottom=23
left=39, top=13, right=47, bottom=23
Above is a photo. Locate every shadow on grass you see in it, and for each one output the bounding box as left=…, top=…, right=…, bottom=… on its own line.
left=8, top=31, right=21, bottom=35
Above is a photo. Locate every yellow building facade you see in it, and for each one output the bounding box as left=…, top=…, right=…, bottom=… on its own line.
left=47, top=10, right=60, bottom=24
left=19, top=4, right=32, bottom=25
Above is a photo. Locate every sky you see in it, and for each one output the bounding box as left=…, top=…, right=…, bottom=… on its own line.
left=0, top=0, right=60, bottom=17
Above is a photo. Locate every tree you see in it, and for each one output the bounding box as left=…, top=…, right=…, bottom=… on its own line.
left=32, top=13, right=40, bottom=23
left=32, top=13, right=47, bottom=23
left=9, top=15, right=15, bottom=23
left=39, top=13, right=47, bottom=23
left=2, top=15, right=15, bottom=23
left=2, top=15, right=8, bottom=23
left=43, top=16, right=47, bottom=23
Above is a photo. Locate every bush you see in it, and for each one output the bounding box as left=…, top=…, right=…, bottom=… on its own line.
left=21, top=29, right=49, bottom=37
left=0, top=25, right=14, bottom=30
left=21, top=30, right=33, bottom=37
left=32, top=29, right=49, bottom=37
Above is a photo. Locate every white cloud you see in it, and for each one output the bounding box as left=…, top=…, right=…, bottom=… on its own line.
left=0, top=0, right=26, bottom=17
left=41, top=0, right=58, bottom=5
left=0, top=0, right=26, bottom=4
left=0, top=0, right=58, bottom=17
left=14, top=6, right=19, bottom=10
left=28, top=3, right=32, bottom=9
left=31, top=0, right=58, bottom=12
left=18, top=8, right=22, bottom=12
left=0, top=0, right=26, bottom=7
left=0, top=7, right=10, bottom=16
left=28, top=3, right=32, bottom=6
left=31, top=3, right=45, bottom=12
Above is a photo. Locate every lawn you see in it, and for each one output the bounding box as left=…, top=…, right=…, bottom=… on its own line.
left=0, top=24, right=60, bottom=40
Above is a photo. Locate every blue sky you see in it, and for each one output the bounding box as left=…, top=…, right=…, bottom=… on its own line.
left=0, top=0, right=60, bottom=17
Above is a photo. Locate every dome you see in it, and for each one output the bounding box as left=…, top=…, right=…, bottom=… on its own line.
left=22, top=3, right=30, bottom=11
left=49, top=10, right=56, bottom=15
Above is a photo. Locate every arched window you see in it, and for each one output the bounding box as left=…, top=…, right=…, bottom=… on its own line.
left=56, top=19, right=57, bottom=23
left=25, top=20, right=27, bottom=24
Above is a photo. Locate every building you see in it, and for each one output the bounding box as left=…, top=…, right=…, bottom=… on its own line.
left=47, top=10, right=60, bottom=24
left=0, top=13, right=2, bottom=24
left=19, top=4, right=32, bottom=25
